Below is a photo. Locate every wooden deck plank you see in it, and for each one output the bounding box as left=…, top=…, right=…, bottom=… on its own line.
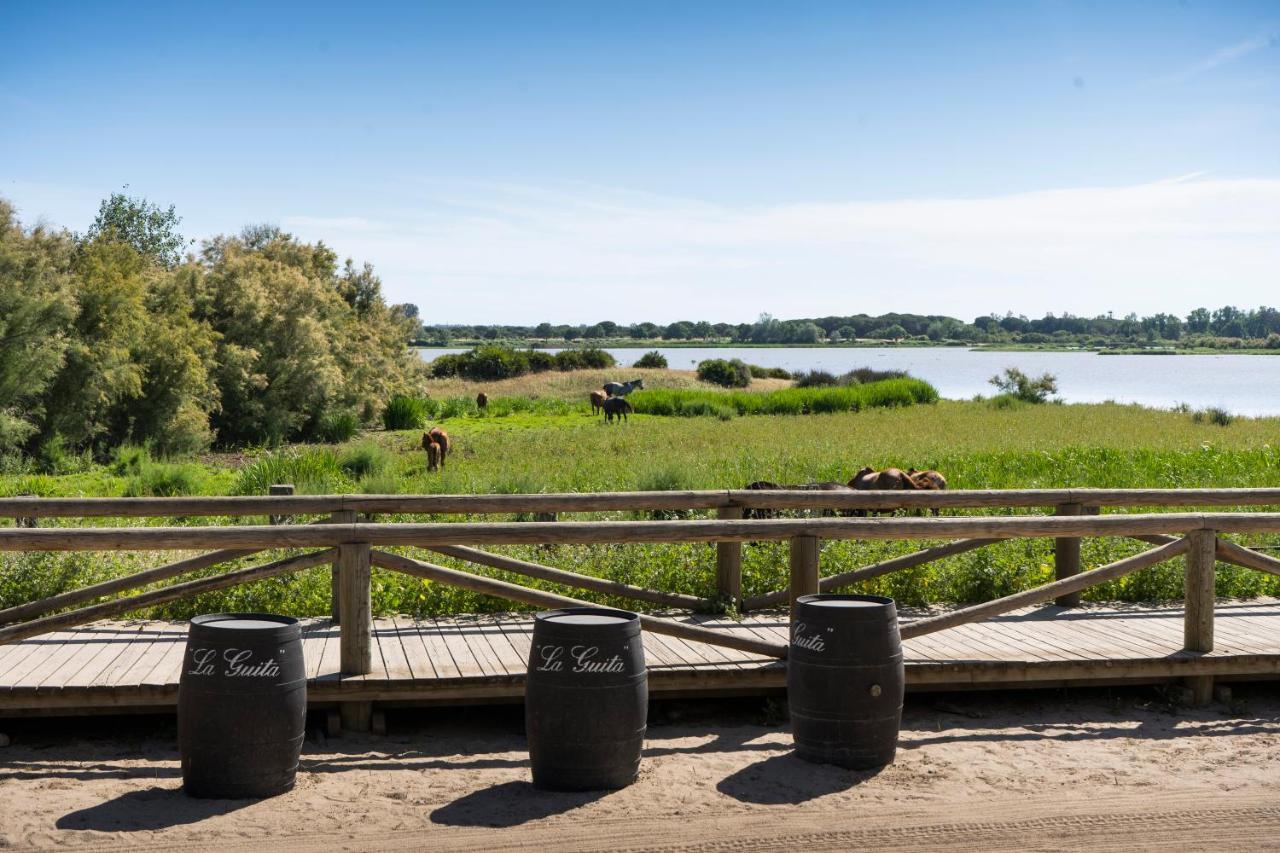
left=373, top=617, right=415, bottom=680
left=6, top=602, right=1280, bottom=715
left=434, top=617, right=492, bottom=678
left=388, top=615, right=434, bottom=680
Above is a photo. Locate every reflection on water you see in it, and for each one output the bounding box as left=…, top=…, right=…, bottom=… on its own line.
left=417, top=346, right=1280, bottom=416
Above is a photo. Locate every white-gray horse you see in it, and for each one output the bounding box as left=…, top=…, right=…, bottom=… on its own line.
left=603, top=378, right=644, bottom=397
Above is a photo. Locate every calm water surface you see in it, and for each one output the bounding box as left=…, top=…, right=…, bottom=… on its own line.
left=417, top=347, right=1280, bottom=416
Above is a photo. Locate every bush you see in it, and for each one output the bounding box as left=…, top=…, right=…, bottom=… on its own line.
left=841, top=367, right=908, bottom=385
left=122, top=462, right=207, bottom=497
left=233, top=448, right=352, bottom=495
left=1192, top=407, right=1234, bottom=427
left=989, top=367, right=1058, bottom=403
left=428, top=346, right=615, bottom=381
left=747, top=363, right=790, bottom=379
left=383, top=395, right=430, bottom=430
left=793, top=369, right=838, bottom=388
left=633, top=351, right=668, bottom=369
left=697, top=358, right=752, bottom=388
left=315, top=410, right=360, bottom=443
left=338, top=441, right=393, bottom=479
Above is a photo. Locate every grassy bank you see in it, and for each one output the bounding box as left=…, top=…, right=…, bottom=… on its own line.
left=3, top=400, right=1280, bottom=619
left=628, top=378, right=938, bottom=418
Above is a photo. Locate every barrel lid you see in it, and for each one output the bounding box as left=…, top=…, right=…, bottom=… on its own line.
left=190, top=613, right=299, bottom=630
left=535, top=606, right=639, bottom=626
left=796, top=594, right=894, bottom=608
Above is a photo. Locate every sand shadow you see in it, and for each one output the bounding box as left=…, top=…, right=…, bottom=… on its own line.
left=56, top=786, right=255, bottom=831
left=716, top=752, right=883, bottom=805
left=429, top=780, right=610, bottom=828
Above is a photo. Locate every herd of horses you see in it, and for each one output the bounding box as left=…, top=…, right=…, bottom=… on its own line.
left=743, top=466, right=948, bottom=518
left=589, top=378, right=644, bottom=423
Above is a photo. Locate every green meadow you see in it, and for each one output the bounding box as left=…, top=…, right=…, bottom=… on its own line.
left=3, top=398, right=1280, bottom=620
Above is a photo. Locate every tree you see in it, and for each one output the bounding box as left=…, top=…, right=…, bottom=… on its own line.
left=0, top=201, right=77, bottom=453
left=83, top=191, right=190, bottom=268
left=990, top=367, right=1058, bottom=403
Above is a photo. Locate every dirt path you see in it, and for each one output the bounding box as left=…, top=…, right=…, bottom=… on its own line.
left=4, top=688, right=1280, bottom=852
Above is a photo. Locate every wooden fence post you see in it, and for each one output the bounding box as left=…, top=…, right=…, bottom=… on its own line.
left=1184, top=528, right=1216, bottom=705
left=789, top=536, right=820, bottom=621
left=338, top=533, right=373, bottom=731
left=268, top=483, right=294, bottom=525
left=716, top=505, right=743, bottom=612
left=1053, top=503, right=1098, bottom=607
left=329, top=509, right=356, bottom=622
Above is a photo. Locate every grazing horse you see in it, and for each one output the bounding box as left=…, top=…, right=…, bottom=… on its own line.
left=424, top=439, right=443, bottom=472
left=589, top=390, right=607, bottom=415
left=848, top=466, right=918, bottom=515
left=907, top=468, right=947, bottom=515
left=476, top=392, right=488, bottom=411
left=743, top=480, right=783, bottom=520
left=791, top=481, right=856, bottom=517
left=422, top=427, right=450, bottom=471
left=601, top=397, right=633, bottom=423
left=603, top=378, right=644, bottom=397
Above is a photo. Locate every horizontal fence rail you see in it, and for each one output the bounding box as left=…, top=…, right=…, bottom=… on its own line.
left=4, top=487, right=1280, bottom=518
left=3, top=512, right=1280, bottom=551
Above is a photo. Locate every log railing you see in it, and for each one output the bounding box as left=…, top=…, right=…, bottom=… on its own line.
left=3, top=490, right=1280, bottom=722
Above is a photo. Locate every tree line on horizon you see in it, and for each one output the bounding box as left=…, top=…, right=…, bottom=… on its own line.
left=415, top=308, right=1280, bottom=349
left=0, top=194, right=423, bottom=461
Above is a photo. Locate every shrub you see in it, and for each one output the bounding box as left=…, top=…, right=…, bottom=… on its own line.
left=338, top=441, right=392, bottom=479
left=122, top=462, right=207, bottom=497
left=633, top=351, right=668, bottom=369
left=841, top=367, right=908, bottom=385
left=1192, top=407, right=1234, bottom=427
left=233, top=448, right=352, bottom=495
left=527, top=350, right=556, bottom=371
left=628, top=378, right=938, bottom=418
left=747, top=363, right=790, bottom=380
left=315, top=410, right=360, bottom=443
left=697, top=358, right=752, bottom=388
left=989, top=367, right=1058, bottom=403
left=429, top=346, right=615, bottom=381
left=383, top=395, right=430, bottom=430
left=793, top=369, right=838, bottom=388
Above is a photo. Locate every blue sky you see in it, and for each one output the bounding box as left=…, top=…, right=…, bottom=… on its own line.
left=3, top=1, right=1278, bottom=322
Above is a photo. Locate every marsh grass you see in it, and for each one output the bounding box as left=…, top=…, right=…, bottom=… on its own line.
left=629, top=378, right=938, bottom=417
left=5, top=400, right=1280, bottom=617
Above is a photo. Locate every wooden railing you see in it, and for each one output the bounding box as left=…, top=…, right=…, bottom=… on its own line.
left=3, top=489, right=1280, bottom=723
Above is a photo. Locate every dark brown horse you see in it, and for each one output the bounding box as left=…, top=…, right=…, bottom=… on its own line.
left=602, top=397, right=633, bottom=423
left=743, top=480, right=782, bottom=520
left=848, top=467, right=918, bottom=515
left=476, top=392, right=488, bottom=411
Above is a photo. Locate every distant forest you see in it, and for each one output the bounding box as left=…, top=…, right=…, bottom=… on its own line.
left=414, top=308, right=1280, bottom=350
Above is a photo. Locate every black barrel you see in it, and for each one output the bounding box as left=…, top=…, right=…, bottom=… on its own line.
left=178, top=613, right=307, bottom=798
left=525, top=607, right=647, bottom=790
left=787, top=594, right=904, bottom=769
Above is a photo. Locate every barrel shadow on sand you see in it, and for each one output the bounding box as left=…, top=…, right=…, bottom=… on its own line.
left=716, top=753, right=883, bottom=805
left=56, top=786, right=254, bottom=831
left=429, top=780, right=611, bottom=828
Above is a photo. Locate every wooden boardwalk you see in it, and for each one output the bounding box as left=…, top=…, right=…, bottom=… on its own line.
left=3, top=600, right=1279, bottom=715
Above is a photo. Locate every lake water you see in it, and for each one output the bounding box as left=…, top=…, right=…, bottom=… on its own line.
left=416, top=347, right=1280, bottom=416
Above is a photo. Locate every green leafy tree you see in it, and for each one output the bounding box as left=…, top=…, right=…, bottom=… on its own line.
left=82, top=191, right=190, bottom=268
left=0, top=201, right=77, bottom=452
left=990, top=367, right=1058, bottom=403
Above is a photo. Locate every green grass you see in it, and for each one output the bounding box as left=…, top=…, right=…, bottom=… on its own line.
left=628, top=378, right=938, bottom=417
left=4, top=400, right=1280, bottom=619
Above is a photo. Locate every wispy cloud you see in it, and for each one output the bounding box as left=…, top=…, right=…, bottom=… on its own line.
left=1153, top=32, right=1276, bottom=85
left=281, top=177, right=1280, bottom=323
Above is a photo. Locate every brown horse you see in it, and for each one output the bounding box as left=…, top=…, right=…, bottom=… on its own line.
left=589, top=390, right=606, bottom=415
left=424, top=439, right=443, bottom=472
left=907, top=468, right=946, bottom=515
left=428, top=427, right=450, bottom=457
left=422, top=427, right=450, bottom=471
left=476, top=392, right=488, bottom=411
left=848, top=467, right=917, bottom=515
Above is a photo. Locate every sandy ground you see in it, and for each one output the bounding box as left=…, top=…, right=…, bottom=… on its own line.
left=3, top=687, right=1280, bottom=852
